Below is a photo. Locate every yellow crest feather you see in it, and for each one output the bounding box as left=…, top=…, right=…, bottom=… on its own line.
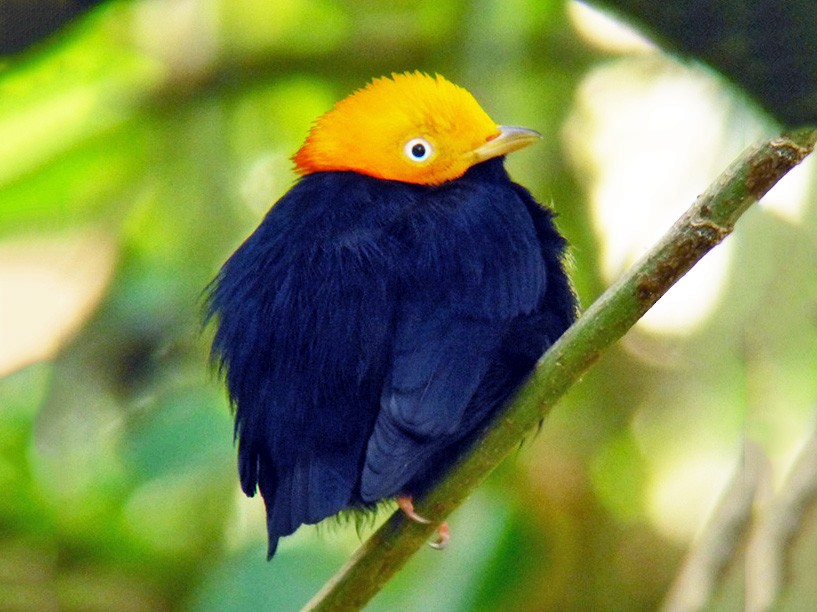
left=293, top=72, right=500, bottom=185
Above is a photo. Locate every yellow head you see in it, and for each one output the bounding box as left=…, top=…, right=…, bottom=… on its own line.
left=293, top=72, right=540, bottom=186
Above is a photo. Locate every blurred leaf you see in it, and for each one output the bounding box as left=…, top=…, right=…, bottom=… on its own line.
left=188, top=543, right=346, bottom=612
left=121, top=468, right=231, bottom=559
left=221, top=0, right=349, bottom=58
left=0, top=364, right=54, bottom=530
left=591, top=431, right=646, bottom=521
left=123, top=386, right=232, bottom=484
left=0, top=3, right=162, bottom=234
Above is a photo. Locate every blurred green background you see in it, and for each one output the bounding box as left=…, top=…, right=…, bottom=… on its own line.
left=1, top=1, right=816, bottom=610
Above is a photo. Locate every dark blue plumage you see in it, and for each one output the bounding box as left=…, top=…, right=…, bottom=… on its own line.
left=207, top=157, right=576, bottom=558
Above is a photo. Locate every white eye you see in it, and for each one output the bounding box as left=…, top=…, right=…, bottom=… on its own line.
left=403, top=137, right=433, bottom=162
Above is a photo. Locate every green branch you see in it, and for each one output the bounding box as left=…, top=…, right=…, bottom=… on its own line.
left=303, top=128, right=817, bottom=612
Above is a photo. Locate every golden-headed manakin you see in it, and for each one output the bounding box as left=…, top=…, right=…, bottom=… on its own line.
left=207, top=72, right=576, bottom=558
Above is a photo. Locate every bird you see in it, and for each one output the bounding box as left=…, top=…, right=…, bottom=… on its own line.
left=206, top=72, right=577, bottom=559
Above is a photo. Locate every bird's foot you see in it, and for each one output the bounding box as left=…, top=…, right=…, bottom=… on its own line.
left=429, top=521, right=450, bottom=549
left=397, top=495, right=431, bottom=524
left=396, top=495, right=450, bottom=550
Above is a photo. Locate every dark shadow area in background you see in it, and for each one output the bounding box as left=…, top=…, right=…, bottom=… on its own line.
left=0, top=0, right=107, bottom=54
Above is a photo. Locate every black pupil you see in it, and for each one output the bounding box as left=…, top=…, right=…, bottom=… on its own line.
left=411, top=143, right=426, bottom=158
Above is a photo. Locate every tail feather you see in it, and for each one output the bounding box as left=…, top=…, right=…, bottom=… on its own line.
left=250, top=454, right=357, bottom=560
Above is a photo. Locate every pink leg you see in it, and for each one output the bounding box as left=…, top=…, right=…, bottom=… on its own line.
left=397, top=495, right=450, bottom=549
left=429, top=521, right=450, bottom=549
left=397, top=495, right=431, bottom=524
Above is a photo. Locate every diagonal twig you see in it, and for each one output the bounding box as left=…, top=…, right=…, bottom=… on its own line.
left=746, top=417, right=817, bottom=610
left=661, top=441, right=766, bottom=611
left=303, top=128, right=817, bottom=612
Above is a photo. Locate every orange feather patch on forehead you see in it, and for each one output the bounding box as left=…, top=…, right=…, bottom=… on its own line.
left=292, top=72, right=500, bottom=186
